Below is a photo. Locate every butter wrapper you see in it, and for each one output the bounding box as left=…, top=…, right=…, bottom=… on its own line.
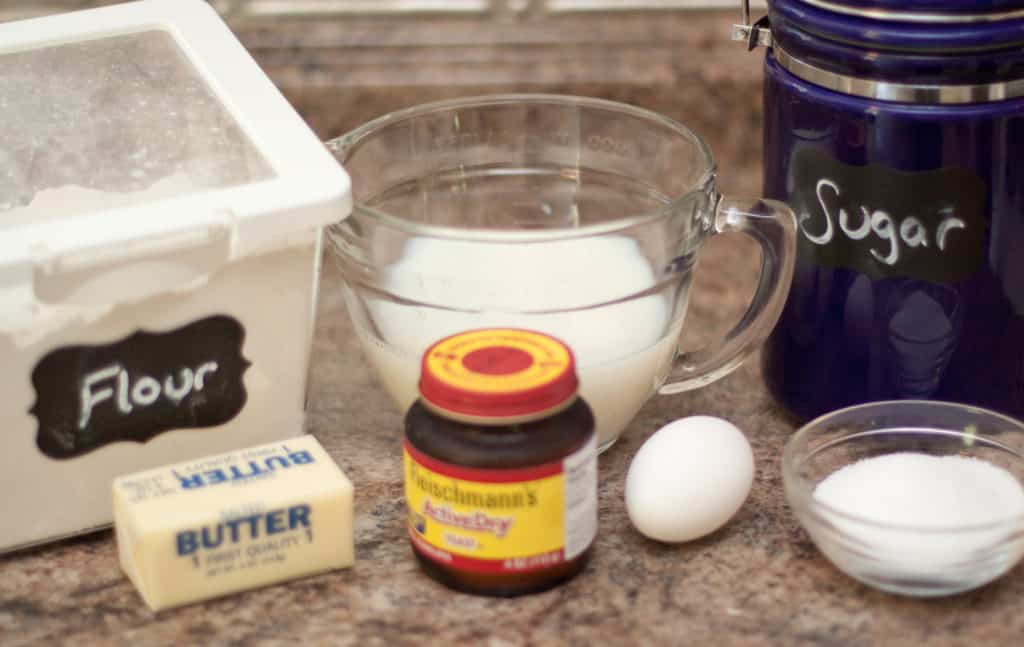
left=113, top=435, right=353, bottom=611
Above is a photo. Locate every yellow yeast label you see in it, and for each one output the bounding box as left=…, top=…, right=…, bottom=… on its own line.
left=424, top=329, right=571, bottom=395
left=403, top=437, right=597, bottom=574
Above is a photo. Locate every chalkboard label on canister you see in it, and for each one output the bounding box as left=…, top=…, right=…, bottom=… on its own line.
left=31, top=315, right=250, bottom=459
left=791, top=149, right=986, bottom=283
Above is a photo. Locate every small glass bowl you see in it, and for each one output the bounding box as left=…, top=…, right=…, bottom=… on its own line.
left=782, top=400, right=1024, bottom=597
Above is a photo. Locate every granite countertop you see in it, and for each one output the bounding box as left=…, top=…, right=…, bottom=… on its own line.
left=4, top=10, right=1024, bottom=646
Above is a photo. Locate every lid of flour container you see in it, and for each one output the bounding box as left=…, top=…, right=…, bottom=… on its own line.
left=0, top=0, right=350, bottom=312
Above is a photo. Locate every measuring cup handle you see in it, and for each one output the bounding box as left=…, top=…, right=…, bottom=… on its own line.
left=659, top=195, right=797, bottom=394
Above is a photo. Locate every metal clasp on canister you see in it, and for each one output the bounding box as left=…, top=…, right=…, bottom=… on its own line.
left=731, top=0, right=772, bottom=50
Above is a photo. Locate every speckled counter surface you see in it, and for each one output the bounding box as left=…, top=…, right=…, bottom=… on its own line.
left=3, top=11, right=1024, bottom=647
left=8, top=258, right=1024, bottom=647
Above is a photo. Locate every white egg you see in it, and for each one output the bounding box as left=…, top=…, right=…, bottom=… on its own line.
left=625, top=416, right=754, bottom=543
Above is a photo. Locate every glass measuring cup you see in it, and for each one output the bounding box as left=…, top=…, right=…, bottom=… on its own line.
left=326, top=95, right=796, bottom=451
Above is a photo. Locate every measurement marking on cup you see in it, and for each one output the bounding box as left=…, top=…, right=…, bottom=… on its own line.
left=584, top=135, right=636, bottom=158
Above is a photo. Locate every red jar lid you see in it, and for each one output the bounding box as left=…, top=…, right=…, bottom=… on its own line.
left=418, top=328, right=579, bottom=422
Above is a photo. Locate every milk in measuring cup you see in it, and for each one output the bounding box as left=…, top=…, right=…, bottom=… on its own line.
left=348, top=235, right=685, bottom=449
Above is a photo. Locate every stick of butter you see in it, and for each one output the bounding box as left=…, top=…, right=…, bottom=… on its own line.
left=113, top=435, right=353, bottom=611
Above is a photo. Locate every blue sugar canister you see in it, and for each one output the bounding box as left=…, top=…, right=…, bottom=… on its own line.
left=733, top=1, right=1024, bottom=420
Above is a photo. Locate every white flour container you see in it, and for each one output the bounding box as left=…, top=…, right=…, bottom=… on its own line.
left=0, top=0, right=351, bottom=552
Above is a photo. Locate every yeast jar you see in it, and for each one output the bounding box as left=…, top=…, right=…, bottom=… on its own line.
left=754, top=0, right=1024, bottom=420
left=403, top=328, right=598, bottom=596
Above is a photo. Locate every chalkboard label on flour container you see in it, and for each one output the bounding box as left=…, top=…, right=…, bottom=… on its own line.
left=31, top=315, right=250, bottom=459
